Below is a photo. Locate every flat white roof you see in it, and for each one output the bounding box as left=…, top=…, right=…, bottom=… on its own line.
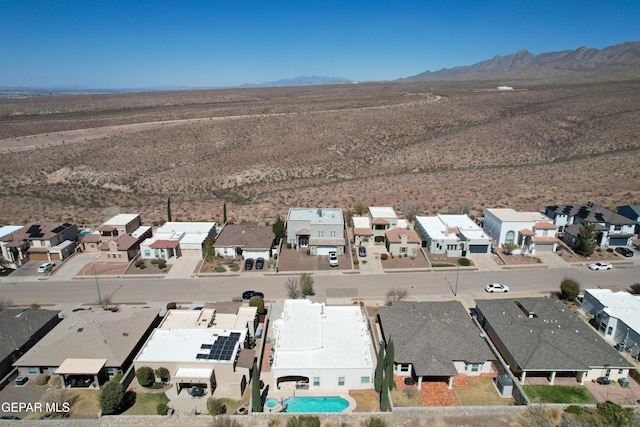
left=486, top=208, right=551, bottom=222
left=103, top=214, right=140, bottom=226
left=131, top=226, right=151, bottom=239
left=174, top=367, right=213, bottom=379
left=156, top=222, right=216, bottom=235
left=352, top=217, right=371, bottom=228
left=272, top=300, right=373, bottom=370
left=0, top=225, right=24, bottom=239
left=369, top=207, right=397, bottom=219
left=135, top=328, right=245, bottom=364
left=288, top=208, right=344, bottom=225
left=586, top=289, right=640, bottom=333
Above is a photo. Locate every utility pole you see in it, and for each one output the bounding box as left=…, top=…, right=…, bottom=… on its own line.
left=93, top=263, right=102, bottom=307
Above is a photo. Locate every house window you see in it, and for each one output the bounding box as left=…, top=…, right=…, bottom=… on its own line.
left=505, top=231, right=515, bottom=244
left=313, top=377, right=320, bottom=386
left=318, top=231, right=324, bottom=238
left=614, top=225, right=622, bottom=231
left=618, top=369, right=624, bottom=375
left=112, top=254, right=117, bottom=259
left=543, top=230, right=549, bottom=236
left=400, top=247, right=407, bottom=253
left=90, top=244, right=95, bottom=249
left=361, top=376, right=370, bottom=384
left=144, top=250, right=151, bottom=257
left=330, top=230, right=336, bottom=238
left=470, top=364, right=480, bottom=372
left=338, top=377, right=345, bottom=386
left=398, top=364, right=410, bottom=373
left=558, top=225, right=564, bottom=233
left=106, top=368, right=115, bottom=376
left=607, top=326, right=613, bottom=335
left=28, top=367, right=37, bottom=374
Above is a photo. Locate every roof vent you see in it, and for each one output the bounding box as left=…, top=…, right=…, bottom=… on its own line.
left=317, top=208, right=323, bottom=217
left=77, top=328, right=84, bottom=333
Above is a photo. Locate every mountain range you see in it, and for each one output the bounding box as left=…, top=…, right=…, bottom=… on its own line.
left=401, top=41, right=640, bottom=82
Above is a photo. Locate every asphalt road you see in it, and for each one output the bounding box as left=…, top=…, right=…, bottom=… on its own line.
left=1, top=264, right=638, bottom=306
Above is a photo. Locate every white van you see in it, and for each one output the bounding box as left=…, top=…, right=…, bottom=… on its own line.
left=37, top=262, right=55, bottom=273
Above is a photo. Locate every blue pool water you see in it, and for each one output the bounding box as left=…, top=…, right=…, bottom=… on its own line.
left=284, top=396, right=349, bottom=413
left=265, top=398, right=279, bottom=409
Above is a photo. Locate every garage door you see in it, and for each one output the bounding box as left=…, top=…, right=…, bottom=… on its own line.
left=609, top=238, right=629, bottom=246
left=535, top=244, right=554, bottom=252
left=316, top=247, right=337, bottom=256
left=29, top=253, right=50, bottom=261
left=468, top=245, right=489, bottom=254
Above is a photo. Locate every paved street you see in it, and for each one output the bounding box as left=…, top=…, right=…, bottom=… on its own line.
left=1, top=261, right=639, bottom=306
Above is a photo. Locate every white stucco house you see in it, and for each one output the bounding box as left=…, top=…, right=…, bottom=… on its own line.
left=483, top=208, right=558, bottom=254
left=415, top=214, right=491, bottom=256
left=368, top=207, right=398, bottom=244
left=286, top=208, right=345, bottom=255
left=580, top=289, right=640, bottom=359
left=271, top=300, right=374, bottom=391
left=140, top=222, right=216, bottom=260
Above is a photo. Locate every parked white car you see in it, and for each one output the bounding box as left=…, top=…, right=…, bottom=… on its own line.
left=485, top=283, right=509, bottom=293
left=329, top=251, right=339, bottom=267
left=589, top=262, right=612, bottom=271
left=37, top=262, right=55, bottom=273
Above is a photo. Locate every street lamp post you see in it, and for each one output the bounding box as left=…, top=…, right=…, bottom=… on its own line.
left=93, top=263, right=102, bottom=307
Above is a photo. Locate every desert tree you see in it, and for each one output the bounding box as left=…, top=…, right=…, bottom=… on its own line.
left=207, top=397, right=227, bottom=415
left=374, top=343, right=385, bottom=393
left=136, top=366, right=155, bottom=387
left=284, top=277, right=301, bottom=299
left=251, top=362, right=262, bottom=413
left=384, top=339, right=395, bottom=391
left=560, top=277, right=581, bottom=301
left=449, top=201, right=472, bottom=215
left=223, top=201, right=227, bottom=224
left=575, top=223, right=598, bottom=256
left=99, top=380, right=124, bottom=415
left=272, top=215, right=286, bottom=244
left=385, top=288, right=408, bottom=305
left=249, top=295, right=265, bottom=314
left=300, top=273, right=315, bottom=296
left=354, top=202, right=368, bottom=216
left=167, top=197, right=172, bottom=222
left=400, top=201, right=422, bottom=223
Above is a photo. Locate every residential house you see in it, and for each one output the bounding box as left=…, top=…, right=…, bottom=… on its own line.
left=97, top=235, right=142, bottom=263
left=14, top=307, right=159, bottom=389
left=0, top=309, right=61, bottom=380
left=140, top=221, right=216, bottom=260
left=617, top=205, right=640, bottom=235
left=475, top=298, right=633, bottom=385
left=271, top=299, right=374, bottom=391
left=98, top=214, right=142, bottom=240
left=384, top=228, right=421, bottom=257
left=214, top=222, right=274, bottom=260
left=545, top=202, right=636, bottom=247
left=352, top=216, right=373, bottom=247
left=415, top=214, right=492, bottom=256
left=580, top=289, right=640, bottom=359
left=483, top=208, right=558, bottom=254
left=368, top=207, right=398, bottom=244
left=134, top=305, right=257, bottom=398
left=378, top=301, right=495, bottom=390
left=20, top=222, right=78, bottom=262
left=286, top=208, right=345, bottom=255
left=0, top=225, right=30, bottom=268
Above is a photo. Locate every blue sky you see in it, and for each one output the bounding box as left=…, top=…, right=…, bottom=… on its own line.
left=1, top=0, right=639, bottom=88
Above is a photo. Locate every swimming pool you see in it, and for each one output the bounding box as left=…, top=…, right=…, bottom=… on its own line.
left=283, top=396, right=349, bottom=412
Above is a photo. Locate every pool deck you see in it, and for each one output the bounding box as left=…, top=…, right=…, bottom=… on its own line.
left=261, top=379, right=357, bottom=413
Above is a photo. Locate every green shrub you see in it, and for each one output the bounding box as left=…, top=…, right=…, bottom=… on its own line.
left=136, top=366, right=155, bottom=387
left=606, top=248, right=614, bottom=252
left=112, top=373, right=123, bottom=383
left=207, top=397, right=227, bottom=415
left=596, top=401, right=633, bottom=426
left=155, top=367, right=170, bottom=383
left=215, top=266, right=227, bottom=273
left=363, top=417, right=387, bottom=427
left=286, top=415, right=320, bottom=427
left=35, top=374, right=49, bottom=386
left=403, top=253, right=407, bottom=257
left=230, top=263, right=240, bottom=272
left=458, top=258, right=471, bottom=266
left=135, top=260, right=145, bottom=268
left=354, top=259, right=359, bottom=265
left=157, top=260, right=167, bottom=269
left=150, top=258, right=159, bottom=265
left=156, top=402, right=168, bottom=415
left=565, top=405, right=583, bottom=415
left=249, top=296, right=265, bottom=314
left=560, top=277, right=581, bottom=301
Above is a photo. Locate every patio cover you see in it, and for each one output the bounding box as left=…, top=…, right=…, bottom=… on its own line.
left=173, top=367, right=214, bottom=382
left=55, top=358, right=108, bottom=375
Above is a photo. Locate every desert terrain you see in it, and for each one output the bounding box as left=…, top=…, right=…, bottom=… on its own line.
left=0, top=79, right=639, bottom=227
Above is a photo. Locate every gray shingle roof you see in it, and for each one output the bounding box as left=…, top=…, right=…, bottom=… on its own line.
left=476, top=298, right=633, bottom=371
left=378, top=301, right=494, bottom=376
left=0, top=309, right=60, bottom=362
left=214, top=222, right=274, bottom=249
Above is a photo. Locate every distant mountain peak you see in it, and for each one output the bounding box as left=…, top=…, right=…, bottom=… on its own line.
left=240, top=75, right=353, bottom=88
left=401, top=42, right=640, bottom=82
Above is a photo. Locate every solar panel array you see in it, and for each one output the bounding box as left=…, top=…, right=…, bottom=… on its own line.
left=195, top=332, right=241, bottom=361
left=26, top=224, right=44, bottom=238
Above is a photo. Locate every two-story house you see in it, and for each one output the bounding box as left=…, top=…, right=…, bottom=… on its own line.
left=286, top=208, right=345, bottom=255
left=23, top=222, right=78, bottom=262
left=0, top=225, right=30, bottom=268
left=545, top=202, right=636, bottom=248
left=368, top=207, right=398, bottom=244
